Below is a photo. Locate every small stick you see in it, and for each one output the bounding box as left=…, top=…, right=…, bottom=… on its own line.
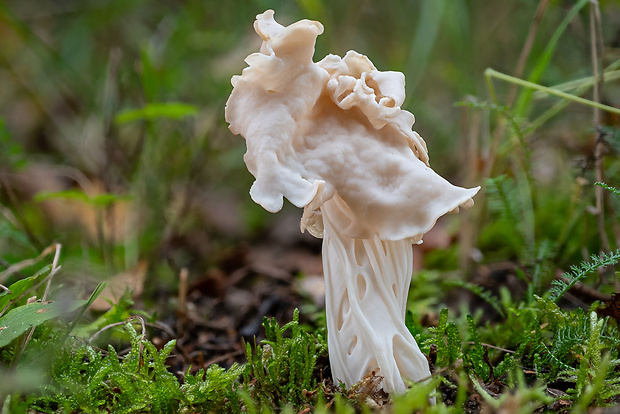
left=459, top=106, right=482, bottom=273
left=42, top=243, right=62, bottom=300
left=462, top=341, right=515, bottom=354
left=133, top=316, right=147, bottom=373
left=204, top=349, right=245, bottom=367
left=177, top=268, right=188, bottom=336
left=0, top=243, right=57, bottom=283
left=88, top=317, right=169, bottom=343
left=559, top=276, right=610, bottom=302
left=507, top=0, right=550, bottom=105
left=0, top=203, right=20, bottom=228
left=589, top=0, right=616, bottom=288
left=101, top=50, right=122, bottom=270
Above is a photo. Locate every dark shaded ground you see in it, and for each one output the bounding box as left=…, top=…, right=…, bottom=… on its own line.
left=144, top=212, right=325, bottom=376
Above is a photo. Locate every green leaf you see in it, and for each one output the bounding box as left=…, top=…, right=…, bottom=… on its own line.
left=0, top=265, right=51, bottom=315
left=114, top=102, right=197, bottom=124
left=90, top=193, right=131, bottom=207
left=0, top=299, right=86, bottom=347
left=33, top=189, right=90, bottom=203
left=140, top=47, right=159, bottom=101
left=33, top=190, right=130, bottom=207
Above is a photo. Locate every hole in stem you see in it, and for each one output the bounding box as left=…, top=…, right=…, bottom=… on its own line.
left=347, top=336, right=358, bottom=356
left=356, top=273, right=367, bottom=301
left=354, top=239, right=365, bottom=267
left=337, top=291, right=350, bottom=331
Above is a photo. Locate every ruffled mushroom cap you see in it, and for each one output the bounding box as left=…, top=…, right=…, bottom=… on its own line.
left=225, top=10, right=480, bottom=241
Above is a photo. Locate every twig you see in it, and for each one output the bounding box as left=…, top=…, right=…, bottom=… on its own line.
left=590, top=2, right=609, bottom=249
left=559, top=276, right=610, bottom=302
left=0, top=203, right=20, bottom=228
left=101, top=48, right=123, bottom=269
left=0, top=284, right=10, bottom=294
left=459, top=106, right=481, bottom=272
left=87, top=316, right=147, bottom=372
left=134, top=316, right=146, bottom=373
left=204, top=349, right=245, bottom=367
left=87, top=317, right=182, bottom=374
left=589, top=0, right=616, bottom=288
left=177, top=268, right=188, bottom=337
left=88, top=318, right=175, bottom=343
left=462, top=341, right=516, bottom=354
left=0, top=243, right=58, bottom=283
left=42, top=244, right=62, bottom=300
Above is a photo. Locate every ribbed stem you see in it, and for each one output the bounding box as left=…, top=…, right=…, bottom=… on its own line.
left=321, top=198, right=431, bottom=393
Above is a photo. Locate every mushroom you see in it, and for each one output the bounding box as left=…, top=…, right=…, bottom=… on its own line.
left=225, top=10, right=480, bottom=394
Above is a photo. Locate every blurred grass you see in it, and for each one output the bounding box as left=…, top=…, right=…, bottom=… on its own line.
left=0, top=0, right=619, bottom=298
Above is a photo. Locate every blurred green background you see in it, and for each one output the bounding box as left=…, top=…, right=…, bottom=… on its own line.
left=1, top=0, right=620, bottom=301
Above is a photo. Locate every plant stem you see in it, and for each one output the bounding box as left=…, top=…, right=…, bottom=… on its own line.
left=589, top=0, right=617, bottom=290
left=507, top=0, right=550, bottom=106
left=484, top=69, right=620, bottom=116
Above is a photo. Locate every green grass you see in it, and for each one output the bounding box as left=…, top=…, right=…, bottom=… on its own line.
left=2, top=274, right=620, bottom=412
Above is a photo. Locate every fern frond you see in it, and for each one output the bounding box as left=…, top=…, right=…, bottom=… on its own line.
left=485, top=175, right=521, bottom=228
left=455, top=98, right=510, bottom=114
left=455, top=97, right=526, bottom=138
left=548, top=250, right=620, bottom=303
left=529, top=240, right=556, bottom=298
left=448, top=281, right=505, bottom=318
left=595, top=182, right=620, bottom=197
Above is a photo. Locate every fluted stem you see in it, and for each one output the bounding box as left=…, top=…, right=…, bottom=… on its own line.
left=321, top=198, right=431, bottom=393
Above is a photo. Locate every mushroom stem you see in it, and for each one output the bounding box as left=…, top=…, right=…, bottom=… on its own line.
left=322, top=197, right=431, bottom=393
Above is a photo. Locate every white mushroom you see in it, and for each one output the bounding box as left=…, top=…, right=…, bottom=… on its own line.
left=225, top=10, right=480, bottom=394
